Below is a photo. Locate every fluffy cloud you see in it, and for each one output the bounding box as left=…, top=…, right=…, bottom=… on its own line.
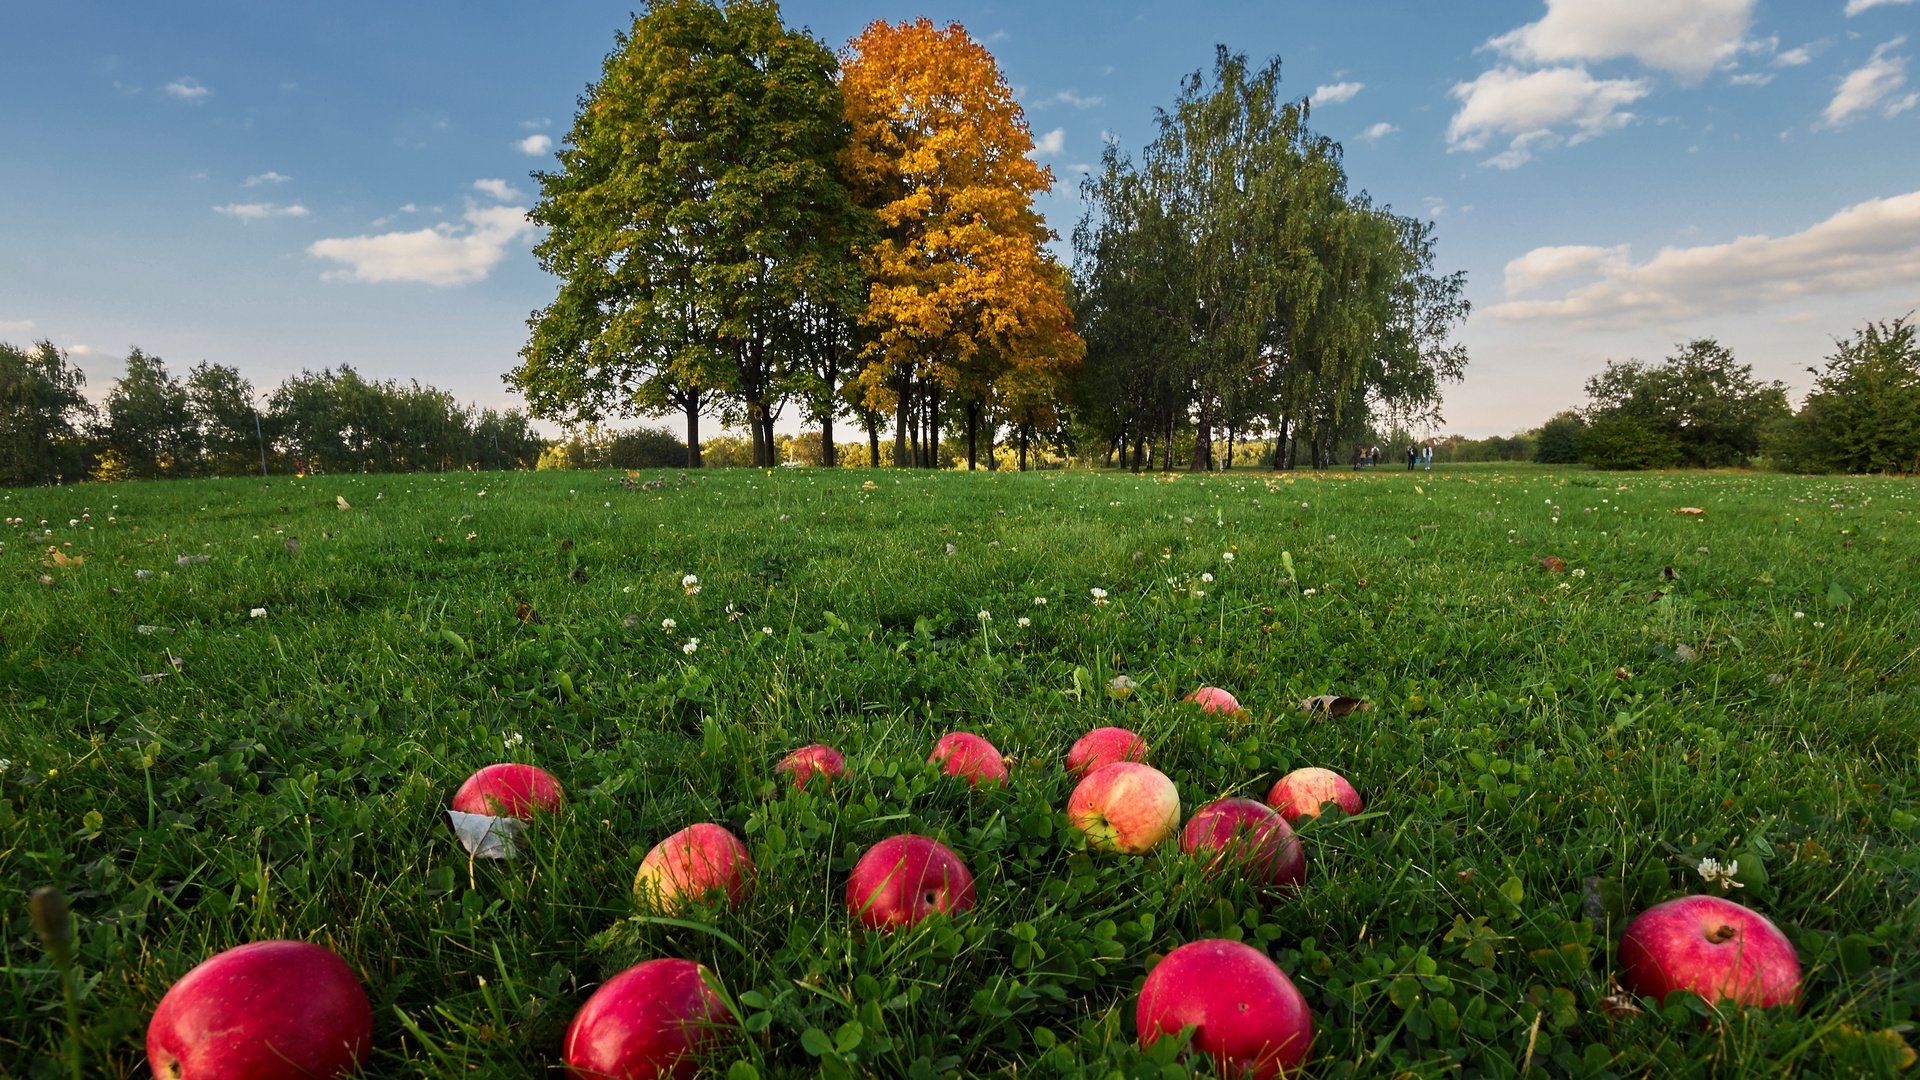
left=1311, top=81, right=1364, bottom=105
left=1485, top=0, right=1755, bottom=82
left=1359, top=121, right=1399, bottom=142
left=1489, top=190, right=1920, bottom=323
left=1037, top=89, right=1103, bottom=109
left=164, top=77, right=211, bottom=101
left=472, top=178, right=524, bottom=201
left=1775, top=46, right=1814, bottom=67
left=1730, top=72, right=1774, bottom=86
left=213, top=202, right=310, bottom=220
left=244, top=171, right=292, bottom=187
left=1824, top=38, right=1915, bottom=126
left=1031, top=128, right=1066, bottom=156
left=1846, top=0, right=1915, bottom=15
left=0, top=319, right=34, bottom=334
left=517, top=134, right=553, bottom=156
left=1447, top=66, right=1651, bottom=167
left=307, top=204, right=536, bottom=286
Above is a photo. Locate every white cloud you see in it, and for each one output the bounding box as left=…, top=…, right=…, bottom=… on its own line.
left=1485, top=0, right=1756, bottom=82
left=307, top=204, right=536, bottom=286
left=163, top=76, right=211, bottom=101
left=1847, top=0, right=1915, bottom=15
left=519, top=117, right=552, bottom=130
left=1776, top=46, right=1814, bottom=66
left=213, top=202, right=311, bottom=221
left=0, top=319, right=35, bottom=334
left=64, top=344, right=98, bottom=357
left=1488, top=189, right=1920, bottom=323
left=1730, top=72, right=1775, bottom=86
left=1359, top=121, right=1399, bottom=142
left=1311, top=81, right=1364, bottom=105
left=1037, top=89, right=1103, bottom=109
left=516, top=134, right=553, bottom=156
left=472, top=178, right=524, bottom=201
left=1032, top=128, right=1066, bottom=156
left=243, top=171, right=292, bottom=187
left=1825, top=38, right=1913, bottom=126
left=1447, top=66, right=1651, bottom=167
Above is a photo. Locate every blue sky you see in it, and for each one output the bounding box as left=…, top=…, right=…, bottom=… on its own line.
left=5, top=0, right=1918, bottom=438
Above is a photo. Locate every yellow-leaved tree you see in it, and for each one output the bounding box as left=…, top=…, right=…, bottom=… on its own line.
left=840, top=18, right=1082, bottom=468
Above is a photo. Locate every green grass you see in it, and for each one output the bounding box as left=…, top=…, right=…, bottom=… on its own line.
left=2, top=464, right=1917, bottom=1078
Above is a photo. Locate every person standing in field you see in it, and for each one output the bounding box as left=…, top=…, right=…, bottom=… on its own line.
left=1407, top=445, right=1417, bottom=471
left=1424, top=444, right=1434, bottom=470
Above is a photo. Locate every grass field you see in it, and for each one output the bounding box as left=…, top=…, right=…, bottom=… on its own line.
left=3, top=464, right=1917, bottom=1078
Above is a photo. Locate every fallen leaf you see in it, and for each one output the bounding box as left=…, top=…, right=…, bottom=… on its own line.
left=1660, top=565, right=1676, bottom=580
left=1647, top=590, right=1665, bottom=603
left=514, top=601, right=541, bottom=624
left=1595, top=995, right=1645, bottom=1019
left=1301, top=695, right=1372, bottom=717
left=1540, top=556, right=1568, bottom=573
left=336, top=495, right=351, bottom=511
left=1672, top=507, right=1704, bottom=516
left=48, top=550, right=83, bottom=568
left=569, top=565, right=589, bottom=585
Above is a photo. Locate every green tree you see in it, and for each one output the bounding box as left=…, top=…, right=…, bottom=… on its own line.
left=514, top=0, right=866, bottom=469
left=1791, top=316, right=1920, bottom=474
left=103, top=347, right=197, bottom=478
left=1534, top=410, right=1586, bottom=465
left=0, top=341, right=94, bottom=486
left=1579, top=340, right=1788, bottom=469
left=188, top=361, right=261, bottom=476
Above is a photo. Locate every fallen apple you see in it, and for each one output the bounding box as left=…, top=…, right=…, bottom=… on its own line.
left=1068, top=761, right=1180, bottom=854
left=451, top=762, right=566, bottom=818
left=563, top=957, right=736, bottom=1080
left=1066, top=726, right=1148, bottom=778
left=1137, top=938, right=1313, bottom=1080
left=928, top=731, right=1007, bottom=787
left=634, top=823, right=754, bottom=913
left=1185, top=686, right=1243, bottom=714
left=147, top=940, right=373, bottom=1080
left=1181, top=797, right=1305, bottom=890
left=1618, top=895, right=1802, bottom=1008
left=775, top=743, right=846, bottom=791
left=1265, top=767, right=1362, bottom=823
left=845, top=834, right=976, bottom=930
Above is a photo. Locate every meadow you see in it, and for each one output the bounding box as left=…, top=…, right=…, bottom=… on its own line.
left=2, top=463, right=1916, bottom=1079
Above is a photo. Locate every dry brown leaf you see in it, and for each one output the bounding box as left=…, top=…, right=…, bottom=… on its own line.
left=1595, top=994, right=1645, bottom=1019
left=49, top=550, right=83, bottom=568
left=1301, top=694, right=1372, bottom=717
left=336, top=495, right=352, bottom=511
left=1672, top=507, right=1704, bottom=516
left=1540, top=556, right=1568, bottom=573
left=514, top=601, right=541, bottom=624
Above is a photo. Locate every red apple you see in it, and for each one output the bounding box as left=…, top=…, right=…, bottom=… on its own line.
left=775, top=744, right=846, bottom=791
left=1181, top=798, right=1305, bottom=890
left=147, top=940, right=373, bottom=1080
left=1265, top=767, right=1361, bottom=823
left=1068, top=761, right=1181, bottom=854
left=928, top=731, right=1007, bottom=787
left=1137, top=938, right=1313, bottom=1080
left=845, top=834, right=976, bottom=930
left=564, top=958, right=735, bottom=1080
left=451, top=763, right=565, bottom=818
left=1185, top=686, right=1244, bottom=714
left=1066, top=726, right=1148, bottom=777
left=1618, top=895, right=1801, bottom=1008
left=634, top=824, right=753, bottom=913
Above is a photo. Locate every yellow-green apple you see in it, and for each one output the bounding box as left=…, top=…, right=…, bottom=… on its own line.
left=928, top=731, right=1007, bottom=787
left=1181, top=797, right=1305, bottom=889
left=775, top=744, right=846, bottom=791
left=845, top=834, right=976, bottom=930
left=147, top=940, right=372, bottom=1080
left=1185, top=686, right=1243, bottom=714
left=563, top=957, right=735, bottom=1080
left=1618, top=895, right=1801, bottom=1008
left=1068, top=762, right=1180, bottom=854
left=633, top=824, right=753, bottom=913
left=451, top=763, right=565, bottom=818
left=1265, top=767, right=1361, bottom=823
left=1066, top=726, right=1148, bottom=778
left=1137, top=938, right=1313, bottom=1080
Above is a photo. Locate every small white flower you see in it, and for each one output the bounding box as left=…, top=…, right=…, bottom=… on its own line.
left=682, top=574, right=698, bottom=588
left=623, top=586, right=633, bottom=594
left=1793, top=611, right=1805, bottom=619
left=250, top=607, right=268, bottom=618
left=1109, top=674, right=1139, bottom=699
left=726, top=603, right=739, bottom=622
left=1221, top=552, right=1234, bottom=562
left=503, top=731, right=524, bottom=749
left=1558, top=582, right=1572, bottom=591
left=0, top=758, right=11, bottom=773
left=760, top=626, right=774, bottom=635
left=1033, top=596, right=1047, bottom=606
left=683, top=638, right=700, bottom=655
left=1201, top=572, right=1213, bottom=583
left=466, top=531, right=478, bottom=541
left=1697, top=546, right=1710, bottom=554
left=1697, top=857, right=1744, bottom=890
left=978, top=610, right=992, bottom=622
left=1302, top=588, right=1318, bottom=597
left=945, top=542, right=958, bottom=556
left=1813, top=621, right=1827, bottom=628
left=661, top=617, right=677, bottom=631
left=1017, top=616, right=1031, bottom=627
left=69, top=518, right=79, bottom=527
left=477, top=490, right=487, bottom=497
left=1182, top=516, right=1194, bottom=525
left=1571, top=568, right=1586, bottom=578
left=1090, top=587, right=1109, bottom=606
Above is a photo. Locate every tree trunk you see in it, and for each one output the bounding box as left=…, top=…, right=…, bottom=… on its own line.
left=894, top=382, right=911, bottom=468
left=966, top=398, right=979, bottom=470
left=684, top=393, right=703, bottom=468
left=1131, top=431, right=1145, bottom=473
left=1161, top=409, right=1174, bottom=473
left=1190, top=396, right=1212, bottom=472
left=820, top=411, right=836, bottom=467
left=1019, top=428, right=1030, bottom=471
left=1272, top=412, right=1290, bottom=470
left=760, top=411, right=777, bottom=466
left=927, top=384, right=941, bottom=468
left=1225, top=421, right=1237, bottom=470
left=866, top=414, right=880, bottom=468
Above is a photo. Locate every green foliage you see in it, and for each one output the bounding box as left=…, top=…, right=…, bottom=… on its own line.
left=0, top=340, right=94, bottom=486
left=1788, top=316, right=1920, bottom=474
left=103, top=348, right=196, bottom=479
left=1533, top=411, right=1586, bottom=465
left=1580, top=340, right=1790, bottom=469
left=1576, top=414, right=1681, bottom=470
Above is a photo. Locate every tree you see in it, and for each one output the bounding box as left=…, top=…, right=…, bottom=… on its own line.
left=1534, top=410, right=1586, bottom=465
left=188, top=361, right=261, bottom=476
left=513, top=0, right=866, bottom=468
left=840, top=17, right=1082, bottom=470
left=1789, top=316, right=1920, bottom=474
left=0, top=340, right=94, bottom=486
left=1580, top=340, right=1788, bottom=468
left=103, top=347, right=196, bottom=478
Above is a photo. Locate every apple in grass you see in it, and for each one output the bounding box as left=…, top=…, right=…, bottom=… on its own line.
left=1618, top=895, right=1801, bottom=1008
left=775, top=743, right=846, bottom=791
left=845, top=834, right=976, bottom=930
left=1181, top=797, right=1305, bottom=890
left=1137, top=939, right=1313, bottom=1080
left=929, top=731, right=1007, bottom=788
left=147, top=940, right=373, bottom=1080
left=564, top=958, right=736, bottom=1080
left=1066, top=726, right=1148, bottom=778
left=1185, top=686, right=1244, bottom=714
left=634, top=824, right=753, bottom=913
left=1068, top=761, right=1180, bottom=854
left=451, top=763, right=565, bottom=818
left=1265, top=767, right=1362, bottom=824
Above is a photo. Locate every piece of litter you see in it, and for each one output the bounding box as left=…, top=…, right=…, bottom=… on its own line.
left=448, top=810, right=526, bottom=860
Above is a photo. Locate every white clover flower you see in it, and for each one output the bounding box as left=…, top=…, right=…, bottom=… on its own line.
left=725, top=602, right=739, bottom=622
left=978, top=610, right=992, bottom=621
left=1697, top=857, right=1744, bottom=890
left=1221, top=552, right=1234, bottom=562
left=661, top=617, right=677, bottom=631
left=760, top=626, right=774, bottom=635
left=1090, top=587, right=1109, bottom=607
left=1813, top=621, right=1827, bottom=628
left=250, top=607, right=268, bottom=618
left=1033, top=596, right=1047, bottom=606
left=1017, top=616, right=1031, bottom=628
left=1571, top=568, right=1586, bottom=578
left=1302, top=588, right=1318, bottom=597
left=1109, top=674, right=1139, bottom=699
left=1793, top=611, right=1805, bottom=619
left=682, top=574, right=698, bottom=588
left=683, top=638, right=700, bottom=655
left=1201, top=572, right=1214, bottom=583
left=503, top=731, right=524, bottom=749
